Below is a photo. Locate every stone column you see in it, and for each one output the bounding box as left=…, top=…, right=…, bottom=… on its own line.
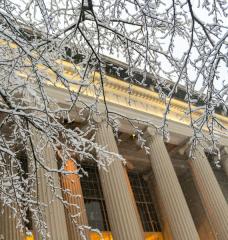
left=95, top=116, right=144, bottom=240
left=145, top=127, right=200, bottom=240
left=32, top=132, right=69, bottom=240
left=0, top=204, right=24, bottom=240
left=25, top=93, right=68, bottom=239
left=221, top=147, right=228, bottom=177
left=60, top=159, right=89, bottom=240
left=147, top=175, right=173, bottom=240
left=188, top=146, right=228, bottom=240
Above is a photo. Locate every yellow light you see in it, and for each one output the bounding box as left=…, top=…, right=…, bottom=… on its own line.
left=145, top=232, right=163, bottom=240
left=89, top=232, right=163, bottom=240
left=24, top=234, right=34, bottom=240
left=90, top=231, right=113, bottom=240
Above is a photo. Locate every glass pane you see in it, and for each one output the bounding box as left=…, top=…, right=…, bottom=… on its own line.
left=128, top=171, right=161, bottom=232
left=85, top=199, right=107, bottom=230
left=80, top=164, right=110, bottom=231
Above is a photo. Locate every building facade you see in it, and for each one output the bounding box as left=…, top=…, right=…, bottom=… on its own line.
left=1, top=59, right=228, bottom=240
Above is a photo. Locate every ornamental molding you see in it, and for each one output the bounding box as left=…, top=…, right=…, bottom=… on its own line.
left=14, top=59, right=228, bottom=135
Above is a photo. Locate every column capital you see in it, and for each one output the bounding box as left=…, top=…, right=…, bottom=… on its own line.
left=92, top=113, right=107, bottom=124
left=220, top=146, right=228, bottom=159
left=182, top=141, right=206, bottom=160
left=219, top=146, right=228, bottom=176
left=185, top=144, right=199, bottom=160
left=144, top=126, right=158, bottom=142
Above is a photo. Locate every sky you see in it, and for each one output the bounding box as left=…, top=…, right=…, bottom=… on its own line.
left=6, top=0, right=228, bottom=93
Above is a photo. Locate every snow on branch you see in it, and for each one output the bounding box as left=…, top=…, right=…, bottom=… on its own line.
left=0, top=0, right=228, bottom=238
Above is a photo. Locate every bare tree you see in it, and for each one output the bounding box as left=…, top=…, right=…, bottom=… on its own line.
left=0, top=0, right=228, bottom=239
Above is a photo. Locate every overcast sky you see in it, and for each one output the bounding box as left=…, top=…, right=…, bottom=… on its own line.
left=10, top=0, right=228, bottom=92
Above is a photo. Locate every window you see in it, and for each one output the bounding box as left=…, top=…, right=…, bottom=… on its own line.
left=80, top=164, right=110, bottom=231
left=128, top=171, right=161, bottom=232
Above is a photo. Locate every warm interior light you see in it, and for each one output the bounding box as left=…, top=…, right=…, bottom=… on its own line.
left=145, top=232, right=163, bottom=240
left=90, top=231, right=113, bottom=240
left=23, top=231, right=163, bottom=239
left=24, top=234, right=34, bottom=240
left=89, top=232, right=163, bottom=240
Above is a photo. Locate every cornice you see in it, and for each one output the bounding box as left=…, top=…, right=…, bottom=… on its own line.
left=38, top=60, right=228, bottom=135
left=97, top=73, right=228, bottom=128
left=1, top=37, right=227, bottom=128
left=11, top=58, right=228, bottom=134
